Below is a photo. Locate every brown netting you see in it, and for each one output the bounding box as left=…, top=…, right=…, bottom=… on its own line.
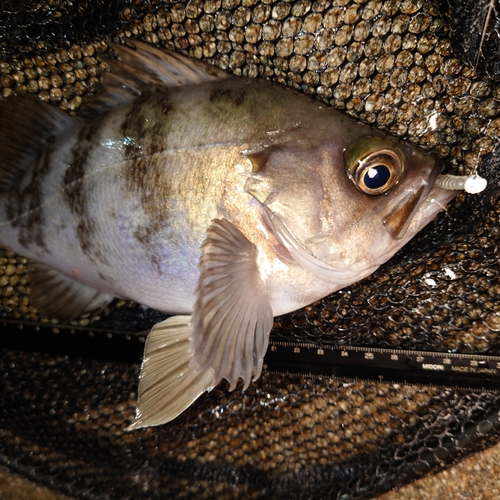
left=1, top=0, right=500, bottom=498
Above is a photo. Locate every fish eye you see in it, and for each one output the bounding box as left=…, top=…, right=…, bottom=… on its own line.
left=345, top=137, right=405, bottom=196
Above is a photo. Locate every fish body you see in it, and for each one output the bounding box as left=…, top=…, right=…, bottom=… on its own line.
left=0, top=78, right=394, bottom=314
left=0, top=41, right=457, bottom=428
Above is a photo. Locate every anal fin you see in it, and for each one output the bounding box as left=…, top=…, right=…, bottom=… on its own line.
left=28, top=262, right=114, bottom=320
left=126, top=316, right=215, bottom=431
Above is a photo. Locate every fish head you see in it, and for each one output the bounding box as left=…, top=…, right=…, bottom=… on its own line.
left=245, top=128, right=457, bottom=288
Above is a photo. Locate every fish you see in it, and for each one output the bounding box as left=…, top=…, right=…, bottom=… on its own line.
left=0, top=40, right=460, bottom=430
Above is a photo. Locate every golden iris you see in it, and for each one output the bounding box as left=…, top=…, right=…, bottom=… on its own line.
left=345, top=136, right=405, bottom=195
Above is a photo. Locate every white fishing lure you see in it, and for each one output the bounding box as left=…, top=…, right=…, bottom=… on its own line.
left=434, top=173, right=488, bottom=194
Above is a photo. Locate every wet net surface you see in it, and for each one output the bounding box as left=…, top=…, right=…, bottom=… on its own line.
left=4, top=348, right=500, bottom=499
left=1, top=0, right=500, bottom=498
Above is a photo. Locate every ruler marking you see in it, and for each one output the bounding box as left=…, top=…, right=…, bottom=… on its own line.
left=264, top=340, right=500, bottom=390
left=2, top=320, right=500, bottom=390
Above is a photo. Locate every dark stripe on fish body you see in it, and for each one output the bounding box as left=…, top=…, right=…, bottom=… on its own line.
left=208, top=86, right=247, bottom=107
left=133, top=224, right=155, bottom=246
left=119, top=94, right=174, bottom=160
left=64, top=119, right=109, bottom=266
left=132, top=225, right=163, bottom=276
left=20, top=149, right=50, bottom=251
left=203, top=84, right=250, bottom=126
left=119, top=95, right=177, bottom=275
left=124, top=154, right=173, bottom=229
left=6, top=143, right=54, bottom=254
left=125, top=155, right=173, bottom=275
left=120, top=94, right=175, bottom=251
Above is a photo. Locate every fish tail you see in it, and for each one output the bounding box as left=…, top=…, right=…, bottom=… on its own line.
left=0, top=94, right=74, bottom=191
left=126, top=315, right=215, bottom=431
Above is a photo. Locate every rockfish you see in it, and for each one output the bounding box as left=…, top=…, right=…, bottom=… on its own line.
left=0, top=41, right=458, bottom=429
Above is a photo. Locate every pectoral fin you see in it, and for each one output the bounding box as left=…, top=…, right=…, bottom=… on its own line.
left=28, top=262, right=114, bottom=320
left=192, top=219, right=274, bottom=390
left=129, top=219, right=273, bottom=429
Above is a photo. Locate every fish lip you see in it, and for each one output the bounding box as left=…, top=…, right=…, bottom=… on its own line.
left=383, top=158, right=457, bottom=240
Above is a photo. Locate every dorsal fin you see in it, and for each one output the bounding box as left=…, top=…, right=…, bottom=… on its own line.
left=83, top=40, right=230, bottom=115
left=0, top=94, right=76, bottom=191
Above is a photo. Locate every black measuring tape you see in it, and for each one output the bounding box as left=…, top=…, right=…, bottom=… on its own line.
left=2, top=319, right=500, bottom=391
left=264, top=342, right=500, bottom=391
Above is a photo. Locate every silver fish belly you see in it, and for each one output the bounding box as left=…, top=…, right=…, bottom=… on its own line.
left=0, top=41, right=461, bottom=429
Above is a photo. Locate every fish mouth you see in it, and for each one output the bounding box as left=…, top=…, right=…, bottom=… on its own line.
left=404, top=182, right=458, bottom=237
left=383, top=159, right=458, bottom=241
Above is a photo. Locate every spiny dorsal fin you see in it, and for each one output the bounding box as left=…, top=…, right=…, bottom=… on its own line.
left=28, top=262, right=114, bottom=320
left=84, top=40, right=230, bottom=115
left=0, top=94, right=75, bottom=191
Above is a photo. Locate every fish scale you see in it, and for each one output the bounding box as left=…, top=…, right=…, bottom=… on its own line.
left=0, top=0, right=500, bottom=499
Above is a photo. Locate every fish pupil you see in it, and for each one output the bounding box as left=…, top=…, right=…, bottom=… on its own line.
left=363, top=165, right=391, bottom=190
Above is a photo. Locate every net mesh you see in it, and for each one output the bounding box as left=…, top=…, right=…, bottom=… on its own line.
left=1, top=0, right=500, bottom=498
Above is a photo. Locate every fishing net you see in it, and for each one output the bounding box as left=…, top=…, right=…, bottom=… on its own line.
left=1, top=0, right=500, bottom=498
